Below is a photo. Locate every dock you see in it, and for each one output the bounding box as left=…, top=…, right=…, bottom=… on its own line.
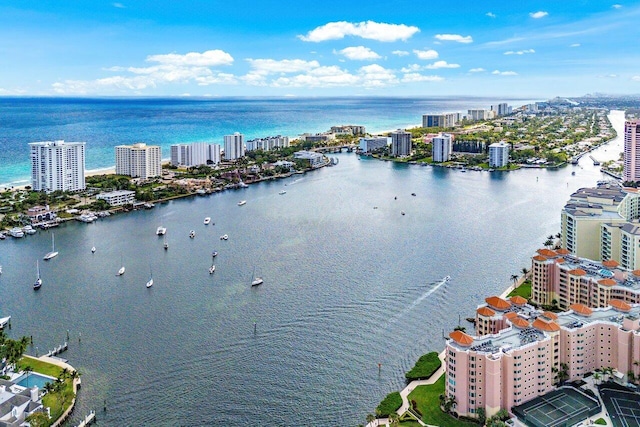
left=589, top=155, right=600, bottom=166
left=0, top=316, right=10, bottom=330
left=75, top=411, right=96, bottom=427
left=45, top=341, right=68, bottom=358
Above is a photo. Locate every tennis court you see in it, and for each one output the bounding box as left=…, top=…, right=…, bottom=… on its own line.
left=512, top=387, right=601, bottom=427
left=600, top=386, right=640, bottom=427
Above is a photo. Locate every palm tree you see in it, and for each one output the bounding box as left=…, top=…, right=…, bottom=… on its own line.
left=593, top=370, right=602, bottom=385
left=366, top=413, right=375, bottom=426
left=388, top=413, right=399, bottom=427
left=544, top=239, right=554, bottom=248
left=23, top=366, right=33, bottom=388
left=511, top=274, right=519, bottom=286
left=521, top=267, right=529, bottom=277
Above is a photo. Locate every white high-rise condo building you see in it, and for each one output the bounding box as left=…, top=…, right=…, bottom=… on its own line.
left=171, top=143, right=221, bottom=167
left=29, top=140, right=86, bottom=192
left=624, top=119, right=640, bottom=182
left=390, top=129, right=412, bottom=157
left=488, top=141, right=510, bottom=168
left=431, top=133, right=452, bottom=162
left=422, top=113, right=460, bottom=128
left=115, top=143, right=162, bottom=179
left=359, top=137, right=389, bottom=153
left=224, top=133, right=245, bottom=160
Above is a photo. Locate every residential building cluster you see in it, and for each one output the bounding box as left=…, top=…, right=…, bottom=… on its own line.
left=29, top=140, right=86, bottom=192
left=358, top=136, right=389, bottom=153
left=115, top=143, right=162, bottom=179
left=170, top=142, right=220, bottom=167
left=245, top=135, right=289, bottom=152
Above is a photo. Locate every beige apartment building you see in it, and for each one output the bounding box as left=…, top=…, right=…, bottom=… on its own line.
left=115, top=143, right=162, bottom=179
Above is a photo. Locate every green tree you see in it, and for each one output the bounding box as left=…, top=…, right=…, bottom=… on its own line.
left=25, top=412, right=49, bottom=427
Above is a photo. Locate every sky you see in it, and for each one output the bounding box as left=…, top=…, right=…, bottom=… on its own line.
left=0, top=0, right=639, bottom=98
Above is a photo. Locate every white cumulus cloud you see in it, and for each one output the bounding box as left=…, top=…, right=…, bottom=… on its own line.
left=529, top=11, right=548, bottom=19
left=504, top=49, right=535, bottom=55
left=413, top=49, right=439, bottom=60
left=337, top=46, right=381, bottom=60
left=434, top=34, right=473, bottom=43
left=112, top=2, right=125, bottom=8
left=469, top=68, right=486, bottom=73
left=612, top=4, right=622, bottom=8
left=570, top=43, right=581, bottom=47
left=298, top=21, right=420, bottom=42
left=486, top=12, right=496, bottom=18
left=632, top=76, right=640, bottom=81
left=425, top=60, right=460, bottom=69
left=392, top=50, right=410, bottom=56
left=401, top=73, right=444, bottom=83
left=492, top=70, right=518, bottom=76
left=146, top=50, right=234, bottom=67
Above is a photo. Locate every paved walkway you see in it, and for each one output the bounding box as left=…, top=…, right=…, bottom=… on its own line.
left=366, top=351, right=446, bottom=427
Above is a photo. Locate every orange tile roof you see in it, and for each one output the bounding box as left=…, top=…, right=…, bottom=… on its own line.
left=633, top=270, right=640, bottom=277
left=533, top=255, right=548, bottom=262
left=543, top=311, right=558, bottom=320
left=570, top=303, right=593, bottom=316
left=537, top=248, right=558, bottom=257
left=477, top=306, right=496, bottom=317
left=602, top=259, right=620, bottom=268
left=597, top=278, right=616, bottom=287
left=485, top=296, right=511, bottom=310
left=568, top=268, right=587, bottom=276
left=556, top=258, right=565, bottom=264
left=556, top=248, right=570, bottom=255
left=449, top=330, right=474, bottom=346
left=532, top=318, right=560, bottom=332
left=511, top=317, right=530, bottom=328
left=609, top=299, right=631, bottom=312
left=510, top=295, right=527, bottom=306
left=504, top=312, right=518, bottom=320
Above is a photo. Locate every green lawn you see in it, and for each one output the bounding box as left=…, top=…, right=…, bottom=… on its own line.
left=376, top=391, right=403, bottom=417
left=18, top=356, right=63, bottom=378
left=508, top=281, right=531, bottom=299
left=408, top=375, right=477, bottom=427
left=405, top=352, right=441, bottom=381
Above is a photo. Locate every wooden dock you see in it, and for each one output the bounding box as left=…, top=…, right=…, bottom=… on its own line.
left=45, top=341, right=68, bottom=358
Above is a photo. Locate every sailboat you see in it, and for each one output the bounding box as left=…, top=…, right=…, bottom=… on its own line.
left=43, top=233, right=58, bottom=260
left=33, top=260, right=42, bottom=290
left=146, top=267, right=153, bottom=288
left=251, top=266, right=263, bottom=287
left=91, top=245, right=96, bottom=253
left=116, top=255, right=125, bottom=276
left=163, top=236, right=168, bottom=250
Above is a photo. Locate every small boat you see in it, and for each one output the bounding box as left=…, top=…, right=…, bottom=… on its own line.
left=189, top=230, right=196, bottom=238
left=23, top=225, right=36, bottom=235
left=212, top=251, right=218, bottom=257
left=401, top=211, right=405, bottom=216
left=91, top=246, right=96, bottom=253
left=209, top=264, right=216, bottom=274
left=571, top=171, right=576, bottom=176
left=204, top=217, right=211, bottom=225
left=279, top=190, right=287, bottom=195
left=460, top=168, right=467, bottom=172
left=43, top=233, right=59, bottom=260
left=220, top=234, right=228, bottom=240
left=156, top=226, right=167, bottom=236
left=251, top=266, right=263, bottom=287
left=443, top=275, right=451, bottom=282
left=164, top=237, right=168, bottom=250
left=0, top=233, right=6, bottom=240
left=146, top=268, right=153, bottom=288
left=9, top=227, right=24, bottom=238
left=411, top=193, right=416, bottom=196
left=0, top=265, right=3, bottom=274
left=238, top=200, right=247, bottom=206
left=117, top=255, right=125, bottom=276
left=34, top=260, right=42, bottom=290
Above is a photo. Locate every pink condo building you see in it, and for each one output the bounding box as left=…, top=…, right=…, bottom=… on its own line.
left=530, top=248, right=640, bottom=310
left=446, top=295, right=640, bottom=419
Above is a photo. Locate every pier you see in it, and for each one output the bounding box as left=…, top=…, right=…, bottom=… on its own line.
left=45, top=341, right=68, bottom=358
left=75, top=411, right=96, bottom=427
left=589, top=155, right=600, bottom=166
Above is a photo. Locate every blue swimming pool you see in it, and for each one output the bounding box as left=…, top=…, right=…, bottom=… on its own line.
left=14, top=372, right=56, bottom=389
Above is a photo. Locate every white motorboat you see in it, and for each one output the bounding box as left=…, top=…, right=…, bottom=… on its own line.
left=117, top=255, right=125, bottom=276
left=34, top=260, right=42, bottom=290
left=22, top=225, right=36, bottom=235
left=204, top=217, right=211, bottom=225
left=9, top=228, right=24, bottom=238
left=91, top=246, right=96, bottom=253
left=443, top=275, right=451, bottom=282
left=0, top=265, right=2, bottom=275
left=164, top=237, right=168, bottom=250
left=209, top=264, right=216, bottom=274
left=189, top=230, right=196, bottom=238
left=146, top=267, right=153, bottom=288
left=279, top=190, right=287, bottom=195
left=220, top=234, right=228, bottom=240
left=43, top=233, right=58, bottom=260
left=156, top=226, right=167, bottom=235
left=237, top=200, right=247, bottom=206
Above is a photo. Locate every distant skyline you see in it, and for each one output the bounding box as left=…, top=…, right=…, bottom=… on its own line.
left=1, top=1, right=638, bottom=98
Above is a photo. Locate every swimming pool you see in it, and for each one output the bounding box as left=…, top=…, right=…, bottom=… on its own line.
left=14, top=372, right=56, bottom=389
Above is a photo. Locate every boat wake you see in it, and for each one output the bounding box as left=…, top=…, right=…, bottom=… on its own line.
left=388, top=277, right=450, bottom=324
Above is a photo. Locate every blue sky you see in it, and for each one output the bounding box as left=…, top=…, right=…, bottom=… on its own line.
left=0, top=0, right=638, bottom=97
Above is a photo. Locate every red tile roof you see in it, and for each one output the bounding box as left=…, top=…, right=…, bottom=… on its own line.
left=556, top=248, right=570, bottom=255
left=449, top=330, right=474, bottom=346
left=556, top=258, right=565, bottom=264
left=511, top=317, right=530, bottom=328
left=504, top=312, right=518, bottom=320
left=537, top=248, right=558, bottom=257
left=633, top=270, right=640, bottom=277
left=532, top=318, right=560, bottom=332
left=533, top=255, right=548, bottom=262
left=542, top=311, right=558, bottom=320
left=485, top=296, right=511, bottom=310
left=568, top=268, right=587, bottom=276
left=602, top=259, right=620, bottom=268
left=477, top=307, right=496, bottom=317
left=570, top=303, right=593, bottom=316
left=510, top=295, right=527, bottom=306
left=609, top=299, right=631, bottom=312
left=597, top=278, right=616, bottom=287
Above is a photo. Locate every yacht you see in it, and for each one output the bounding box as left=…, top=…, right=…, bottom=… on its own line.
left=443, top=275, right=451, bottom=282
left=189, top=230, right=196, bottom=238
left=146, top=267, right=153, bottom=288
left=209, top=264, right=216, bottom=274
left=211, top=251, right=218, bottom=257
left=117, top=255, right=125, bottom=276
left=22, top=225, right=36, bottom=235
left=401, top=211, right=406, bottom=216
left=91, top=246, right=96, bottom=253
left=204, top=217, right=211, bottom=225
left=156, top=226, right=167, bottom=236
left=9, top=228, right=24, bottom=238
left=0, top=233, right=6, bottom=240
left=43, top=233, right=58, bottom=260
left=237, top=200, right=247, bottom=206
left=279, top=190, right=287, bottom=195
left=251, top=267, right=263, bottom=287
left=220, top=234, right=228, bottom=240
left=0, top=265, right=2, bottom=275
